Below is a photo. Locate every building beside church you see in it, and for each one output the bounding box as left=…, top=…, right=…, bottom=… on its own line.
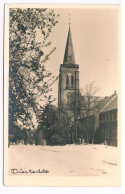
left=78, top=91, right=118, bottom=146
left=95, top=92, right=118, bottom=146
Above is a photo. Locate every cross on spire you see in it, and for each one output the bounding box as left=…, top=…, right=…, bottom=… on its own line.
left=69, top=13, right=71, bottom=26
left=63, top=14, right=75, bottom=64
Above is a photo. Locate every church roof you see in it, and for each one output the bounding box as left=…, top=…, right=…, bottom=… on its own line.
left=63, top=25, right=76, bottom=64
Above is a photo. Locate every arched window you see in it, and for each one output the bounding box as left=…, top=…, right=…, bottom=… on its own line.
left=71, top=75, right=74, bottom=88
left=67, top=92, right=71, bottom=103
left=66, top=76, right=69, bottom=89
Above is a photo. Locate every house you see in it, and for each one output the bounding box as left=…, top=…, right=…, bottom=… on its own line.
left=78, top=91, right=118, bottom=146
left=95, top=91, right=118, bottom=146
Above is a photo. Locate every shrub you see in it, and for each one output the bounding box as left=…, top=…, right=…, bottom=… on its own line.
left=50, top=134, right=66, bottom=145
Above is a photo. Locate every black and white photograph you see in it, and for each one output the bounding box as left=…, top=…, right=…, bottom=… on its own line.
left=4, top=4, right=120, bottom=186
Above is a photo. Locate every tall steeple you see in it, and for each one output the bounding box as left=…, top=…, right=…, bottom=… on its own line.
left=63, top=25, right=76, bottom=64
left=58, top=21, right=79, bottom=109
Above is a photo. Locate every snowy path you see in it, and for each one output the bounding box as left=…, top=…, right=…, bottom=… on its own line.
left=8, top=144, right=119, bottom=176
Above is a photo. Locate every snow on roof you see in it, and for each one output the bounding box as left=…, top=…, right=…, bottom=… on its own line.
left=94, top=92, right=118, bottom=113
left=100, top=94, right=117, bottom=113
left=81, top=92, right=118, bottom=118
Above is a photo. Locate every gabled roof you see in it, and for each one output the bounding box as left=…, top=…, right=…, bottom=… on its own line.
left=93, top=92, right=118, bottom=114
left=63, top=26, right=76, bottom=64
left=100, top=93, right=117, bottom=113
left=80, top=92, right=118, bottom=119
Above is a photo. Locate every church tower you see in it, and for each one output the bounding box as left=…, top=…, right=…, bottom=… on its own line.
left=58, top=25, right=79, bottom=108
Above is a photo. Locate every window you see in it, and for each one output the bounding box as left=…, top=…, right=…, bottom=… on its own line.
left=102, top=128, right=104, bottom=137
left=112, top=113, right=114, bottom=121
left=67, top=92, right=71, bottom=103
left=106, top=114, right=108, bottom=122
left=108, top=114, right=110, bottom=122
left=71, top=75, right=74, bottom=88
left=110, top=113, right=112, bottom=121
left=112, top=128, right=116, bottom=137
left=114, top=112, right=117, bottom=120
left=66, top=76, right=69, bottom=89
left=101, top=115, right=104, bottom=122
left=106, top=129, right=109, bottom=138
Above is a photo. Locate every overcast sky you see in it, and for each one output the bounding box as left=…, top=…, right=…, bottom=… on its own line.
left=38, top=7, right=119, bottom=102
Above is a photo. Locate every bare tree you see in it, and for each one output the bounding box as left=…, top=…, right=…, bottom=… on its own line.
left=66, top=90, right=84, bottom=143
left=82, top=82, right=99, bottom=144
left=59, top=82, right=100, bottom=144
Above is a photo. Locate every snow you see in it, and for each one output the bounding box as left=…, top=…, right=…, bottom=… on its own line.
left=8, top=144, right=119, bottom=176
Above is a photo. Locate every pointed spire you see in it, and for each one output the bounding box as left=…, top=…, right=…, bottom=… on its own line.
left=63, top=25, right=76, bottom=64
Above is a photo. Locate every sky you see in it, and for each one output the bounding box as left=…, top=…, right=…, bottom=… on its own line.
left=37, top=7, right=119, bottom=103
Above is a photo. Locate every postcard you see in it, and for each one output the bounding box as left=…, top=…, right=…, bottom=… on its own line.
left=4, top=4, right=121, bottom=186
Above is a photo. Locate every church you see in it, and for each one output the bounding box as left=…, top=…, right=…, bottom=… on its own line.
left=58, top=24, right=79, bottom=108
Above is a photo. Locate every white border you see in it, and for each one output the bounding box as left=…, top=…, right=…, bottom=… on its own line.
left=1, top=0, right=124, bottom=194
left=4, top=3, right=121, bottom=188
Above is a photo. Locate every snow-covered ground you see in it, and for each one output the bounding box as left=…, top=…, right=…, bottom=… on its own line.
left=8, top=144, right=119, bottom=176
